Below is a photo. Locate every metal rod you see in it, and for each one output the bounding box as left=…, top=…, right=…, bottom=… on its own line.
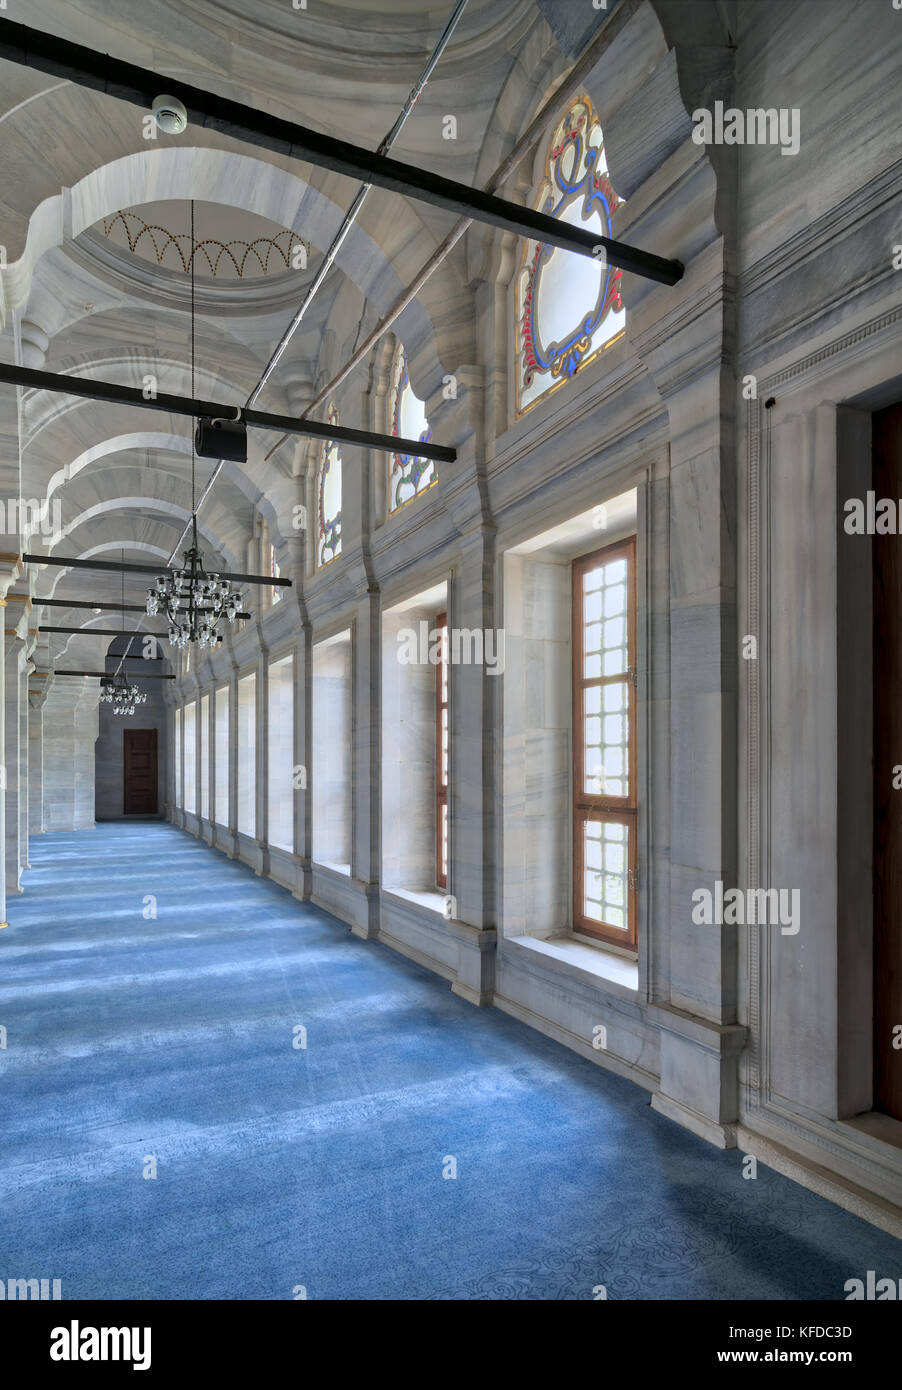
left=248, top=0, right=469, bottom=411
left=53, top=670, right=176, bottom=679
left=0, top=363, right=453, bottom=466
left=23, top=551, right=281, bottom=586
left=0, top=19, right=682, bottom=284
left=37, top=597, right=250, bottom=617
left=174, top=0, right=470, bottom=565
left=42, top=625, right=163, bottom=636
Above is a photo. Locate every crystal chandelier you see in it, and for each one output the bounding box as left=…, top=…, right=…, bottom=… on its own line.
left=146, top=515, right=240, bottom=648
left=100, top=672, right=147, bottom=717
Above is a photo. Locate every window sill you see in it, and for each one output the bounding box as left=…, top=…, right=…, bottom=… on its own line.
left=383, top=885, right=447, bottom=915
left=507, top=933, right=639, bottom=997
left=313, top=860, right=351, bottom=877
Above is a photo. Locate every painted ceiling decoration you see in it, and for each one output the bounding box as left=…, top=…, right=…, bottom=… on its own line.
left=102, top=208, right=310, bottom=280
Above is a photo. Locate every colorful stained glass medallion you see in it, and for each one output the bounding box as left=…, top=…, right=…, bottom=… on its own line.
left=317, top=404, right=342, bottom=567
left=389, top=345, right=434, bottom=513
left=516, top=95, right=625, bottom=414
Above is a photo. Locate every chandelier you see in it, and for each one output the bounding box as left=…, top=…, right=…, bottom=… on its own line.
left=145, top=199, right=242, bottom=650
left=146, top=515, right=240, bottom=648
left=100, top=672, right=147, bottom=717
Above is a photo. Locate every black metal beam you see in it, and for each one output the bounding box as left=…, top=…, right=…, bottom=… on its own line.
left=0, top=18, right=683, bottom=286
left=24, top=550, right=281, bottom=587
left=53, top=670, right=176, bottom=679
left=40, top=596, right=149, bottom=614
left=37, top=596, right=251, bottom=619
left=41, top=626, right=211, bottom=642
left=0, top=362, right=454, bottom=464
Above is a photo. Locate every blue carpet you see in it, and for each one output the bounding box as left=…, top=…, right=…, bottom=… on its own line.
left=0, top=821, right=899, bottom=1300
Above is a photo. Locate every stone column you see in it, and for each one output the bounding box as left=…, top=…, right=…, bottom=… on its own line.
left=227, top=665, right=238, bottom=858
left=73, top=681, right=98, bottom=831
left=20, top=647, right=32, bottom=869
left=42, top=677, right=96, bottom=832
left=28, top=682, right=47, bottom=835
left=347, top=588, right=378, bottom=938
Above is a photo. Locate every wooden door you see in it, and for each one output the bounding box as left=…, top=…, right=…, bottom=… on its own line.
left=873, top=402, right=902, bottom=1120
left=124, top=728, right=158, bottom=816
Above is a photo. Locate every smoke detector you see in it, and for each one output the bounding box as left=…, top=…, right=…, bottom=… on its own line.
left=152, top=95, right=188, bottom=135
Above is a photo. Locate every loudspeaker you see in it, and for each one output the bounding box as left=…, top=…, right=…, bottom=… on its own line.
left=195, top=416, right=247, bottom=462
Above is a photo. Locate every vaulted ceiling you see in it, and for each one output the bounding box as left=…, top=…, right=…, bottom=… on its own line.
left=0, top=0, right=611, bottom=671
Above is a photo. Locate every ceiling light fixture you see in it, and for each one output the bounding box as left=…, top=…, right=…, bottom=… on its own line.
left=151, top=93, right=188, bottom=135
left=101, top=557, right=148, bottom=715
left=146, top=201, right=242, bottom=648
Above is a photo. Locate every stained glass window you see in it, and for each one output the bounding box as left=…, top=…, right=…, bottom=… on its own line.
left=317, top=404, right=342, bottom=567
left=572, top=539, right=637, bottom=948
left=389, top=345, right=434, bottom=513
left=516, top=94, right=625, bottom=415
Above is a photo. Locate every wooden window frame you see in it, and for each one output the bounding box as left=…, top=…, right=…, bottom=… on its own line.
left=572, top=537, right=638, bottom=949
left=435, top=611, right=449, bottom=890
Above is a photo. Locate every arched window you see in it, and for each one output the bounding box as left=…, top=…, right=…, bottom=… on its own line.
left=389, top=344, right=434, bottom=513
left=515, top=94, right=625, bottom=416
left=316, top=403, right=342, bottom=567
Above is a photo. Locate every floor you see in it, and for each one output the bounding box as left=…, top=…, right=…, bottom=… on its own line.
left=1, top=821, right=900, bottom=1301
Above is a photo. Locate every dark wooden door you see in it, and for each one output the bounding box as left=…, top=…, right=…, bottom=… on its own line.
left=124, top=728, right=158, bottom=815
left=873, top=402, right=902, bottom=1121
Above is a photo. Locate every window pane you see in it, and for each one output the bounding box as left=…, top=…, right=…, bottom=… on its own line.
left=584, top=678, right=629, bottom=796
left=582, top=819, right=630, bottom=933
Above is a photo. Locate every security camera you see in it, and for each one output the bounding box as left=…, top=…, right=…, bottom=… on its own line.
left=152, top=95, right=188, bottom=135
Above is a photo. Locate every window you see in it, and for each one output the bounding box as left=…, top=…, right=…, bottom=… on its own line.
left=200, top=693, right=209, bottom=819
left=184, top=702, right=196, bottom=815
left=214, top=685, right=229, bottom=826
left=267, top=654, right=294, bottom=852
left=435, top=612, right=449, bottom=889
left=264, top=528, right=282, bottom=604
left=312, top=632, right=351, bottom=871
left=237, top=672, right=256, bottom=837
left=175, top=706, right=183, bottom=809
left=388, top=344, right=434, bottom=512
left=316, top=403, right=342, bottom=567
left=515, top=94, right=625, bottom=416
left=572, top=539, right=637, bottom=948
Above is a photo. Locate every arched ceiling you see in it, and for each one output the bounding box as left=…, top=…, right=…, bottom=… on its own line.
left=0, top=0, right=591, bottom=674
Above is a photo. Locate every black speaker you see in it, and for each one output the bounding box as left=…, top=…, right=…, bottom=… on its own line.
left=195, top=416, right=247, bottom=462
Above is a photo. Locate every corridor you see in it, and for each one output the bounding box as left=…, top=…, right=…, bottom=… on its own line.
left=1, top=823, right=898, bottom=1301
